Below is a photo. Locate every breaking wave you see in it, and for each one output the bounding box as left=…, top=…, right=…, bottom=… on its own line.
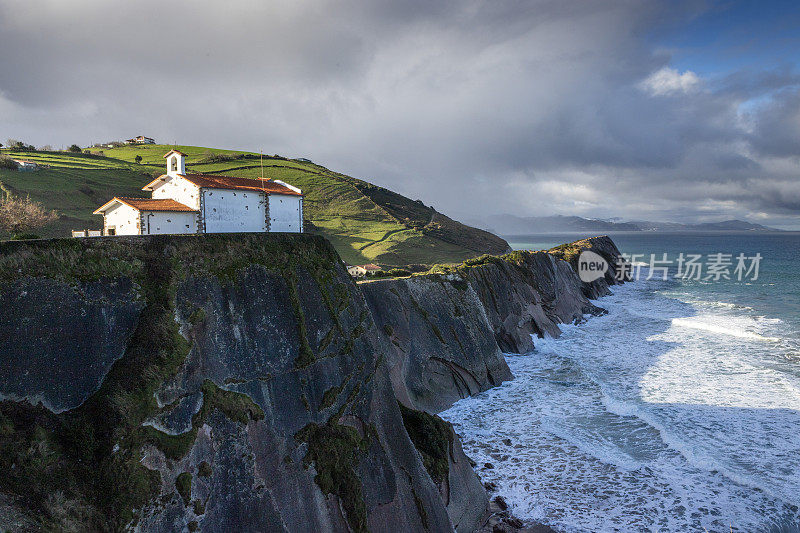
left=441, top=279, right=800, bottom=532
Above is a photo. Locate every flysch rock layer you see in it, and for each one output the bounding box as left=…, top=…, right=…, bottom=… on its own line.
left=0, top=233, right=625, bottom=532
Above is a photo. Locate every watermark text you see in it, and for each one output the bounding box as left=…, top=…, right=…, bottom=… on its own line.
left=616, top=252, right=762, bottom=282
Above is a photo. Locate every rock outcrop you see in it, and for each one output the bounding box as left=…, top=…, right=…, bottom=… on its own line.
left=0, top=235, right=453, bottom=532
left=0, top=277, right=143, bottom=412
left=360, top=236, right=627, bottom=413
left=361, top=275, right=512, bottom=414
left=548, top=235, right=629, bottom=300
left=457, top=252, right=603, bottom=354
left=0, top=233, right=626, bottom=533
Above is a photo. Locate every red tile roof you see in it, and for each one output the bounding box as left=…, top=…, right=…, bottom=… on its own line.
left=164, top=149, right=187, bottom=157
left=94, top=197, right=197, bottom=214
left=144, top=173, right=302, bottom=196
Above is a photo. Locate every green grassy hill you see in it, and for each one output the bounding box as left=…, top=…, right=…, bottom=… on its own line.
left=0, top=145, right=509, bottom=266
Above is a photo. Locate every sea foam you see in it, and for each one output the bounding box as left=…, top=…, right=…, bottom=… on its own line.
left=441, top=278, right=800, bottom=532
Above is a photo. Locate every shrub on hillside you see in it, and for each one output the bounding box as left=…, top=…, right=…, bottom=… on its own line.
left=0, top=194, right=58, bottom=237
left=13, top=143, right=35, bottom=151
left=196, top=152, right=290, bottom=164
left=5, top=139, right=35, bottom=151
left=405, top=264, right=430, bottom=273
left=0, top=157, right=18, bottom=170
left=196, top=153, right=258, bottom=164
left=67, top=145, right=82, bottom=153
left=365, top=268, right=412, bottom=279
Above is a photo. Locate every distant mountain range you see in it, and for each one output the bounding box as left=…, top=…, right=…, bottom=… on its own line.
left=474, top=215, right=781, bottom=235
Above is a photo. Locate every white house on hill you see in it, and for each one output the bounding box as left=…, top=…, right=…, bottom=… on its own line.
left=93, top=149, right=304, bottom=236
left=12, top=160, right=38, bottom=171
left=126, top=136, right=155, bottom=144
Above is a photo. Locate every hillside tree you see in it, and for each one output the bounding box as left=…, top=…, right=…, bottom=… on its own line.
left=6, top=139, right=35, bottom=151
left=134, top=155, right=142, bottom=164
left=67, top=144, right=82, bottom=153
left=0, top=193, right=58, bottom=237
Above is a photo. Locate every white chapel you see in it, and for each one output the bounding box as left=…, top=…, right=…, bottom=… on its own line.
left=93, top=150, right=304, bottom=235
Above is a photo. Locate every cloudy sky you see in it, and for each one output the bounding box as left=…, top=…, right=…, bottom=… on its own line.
left=2, top=0, right=799, bottom=228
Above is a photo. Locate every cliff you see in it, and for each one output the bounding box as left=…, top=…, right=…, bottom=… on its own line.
left=360, top=275, right=512, bottom=414
left=0, top=235, right=461, bottom=532
left=364, top=237, right=625, bottom=383
left=0, top=234, right=625, bottom=532
left=548, top=236, right=630, bottom=300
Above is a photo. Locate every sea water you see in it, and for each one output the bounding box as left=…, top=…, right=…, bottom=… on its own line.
left=441, top=232, right=800, bottom=532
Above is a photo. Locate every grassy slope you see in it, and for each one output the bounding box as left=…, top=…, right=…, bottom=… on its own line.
left=0, top=145, right=509, bottom=266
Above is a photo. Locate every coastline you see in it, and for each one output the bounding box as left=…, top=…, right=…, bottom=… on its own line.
left=444, top=239, right=800, bottom=532
left=358, top=236, right=630, bottom=532
left=0, top=234, right=629, bottom=531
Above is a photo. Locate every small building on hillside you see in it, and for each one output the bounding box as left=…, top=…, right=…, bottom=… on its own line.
left=347, top=264, right=382, bottom=277
left=126, top=136, right=155, bottom=145
left=93, top=149, right=304, bottom=236
left=12, top=160, right=37, bottom=171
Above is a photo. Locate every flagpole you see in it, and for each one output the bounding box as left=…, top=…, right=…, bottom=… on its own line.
left=260, top=150, right=265, bottom=189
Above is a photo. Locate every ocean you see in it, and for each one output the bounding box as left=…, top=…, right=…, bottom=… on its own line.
left=440, top=232, right=800, bottom=532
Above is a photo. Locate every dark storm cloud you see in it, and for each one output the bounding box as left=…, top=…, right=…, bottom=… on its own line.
left=1, top=0, right=798, bottom=228
left=748, top=88, right=800, bottom=158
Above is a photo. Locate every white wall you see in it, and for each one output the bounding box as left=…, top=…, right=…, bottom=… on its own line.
left=268, top=194, right=303, bottom=232
left=151, top=175, right=201, bottom=210
left=202, top=188, right=266, bottom=233
left=167, top=154, right=185, bottom=177
left=103, top=203, right=140, bottom=235
left=142, top=211, right=197, bottom=235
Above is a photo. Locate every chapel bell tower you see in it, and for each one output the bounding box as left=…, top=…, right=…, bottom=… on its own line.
left=164, top=149, right=186, bottom=177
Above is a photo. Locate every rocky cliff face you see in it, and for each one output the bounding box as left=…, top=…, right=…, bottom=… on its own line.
left=0, top=234, right=625, bottom=533
left=382, top=236, right=624, bottom=361
left=457, top=252, right=604, bottom=355
left=360, top=275, right=512, bottom=414
left=548, top=236, right=629, bottom=300
left=0, top=277, right=143, bottom=413
left=0, top=235, right=458, bottom=532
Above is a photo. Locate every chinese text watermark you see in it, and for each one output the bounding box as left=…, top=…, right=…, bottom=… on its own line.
left=616, top=253, right=762, bottom=282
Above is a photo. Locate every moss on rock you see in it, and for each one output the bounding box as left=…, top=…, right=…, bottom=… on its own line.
left=0, top=237, right=187, bottom=529
left=320, top=384, right=343, bottom=412
left=197, top=461, right=213, bottom=478
left=198, top=379, right=264, bottom=426
left=0, top=237, right=146, bottom=286
left=547, top=242, right=583, bottom=264
left=398, top=403, right=453, bottom=485
left=0, top=411, right=12, bottom=436
left=175, top=472, right=192, bottom=505
left=295, top=421, right=370, bottom=533
left=135, top=379, right=265, bottom=461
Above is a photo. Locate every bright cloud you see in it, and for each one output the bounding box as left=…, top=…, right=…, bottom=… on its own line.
left=640, top=67, right=702, bottom=96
